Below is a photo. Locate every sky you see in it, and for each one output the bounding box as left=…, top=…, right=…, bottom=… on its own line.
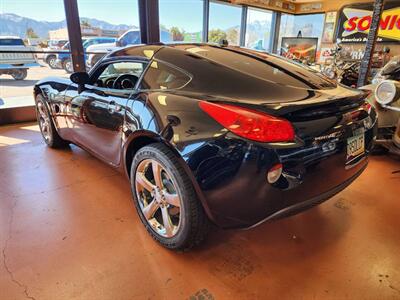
left=0, top=0, right=247, bottom=32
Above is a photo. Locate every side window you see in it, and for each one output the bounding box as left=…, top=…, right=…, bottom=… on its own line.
left=140, top=61, right=191, bottom=90
left=93, top=61, right=146, bottom=90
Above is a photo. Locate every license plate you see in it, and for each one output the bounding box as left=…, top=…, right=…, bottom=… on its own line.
left=347, top=133, right=365, bottom=160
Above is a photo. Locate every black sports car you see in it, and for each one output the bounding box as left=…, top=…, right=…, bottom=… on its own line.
left=34, top=44, right=377, bottom=250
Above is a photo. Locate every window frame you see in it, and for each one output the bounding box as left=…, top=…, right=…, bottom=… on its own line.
left=244, top=7, right=274, bottom=52
left=208, top=0, right=243, bottom=46
left=277, top=12, right=326, bottom=51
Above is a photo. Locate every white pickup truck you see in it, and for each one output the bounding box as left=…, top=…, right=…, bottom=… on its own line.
left=0, top=36, right=39, bottom=80
left=85, top=29, right=172, bottom=69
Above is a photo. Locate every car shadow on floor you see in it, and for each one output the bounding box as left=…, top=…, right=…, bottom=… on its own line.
left=191, top=203, right=351, bottom=260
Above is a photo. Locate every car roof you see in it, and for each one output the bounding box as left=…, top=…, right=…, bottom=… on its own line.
left=107, top=43, right=253, bottom=61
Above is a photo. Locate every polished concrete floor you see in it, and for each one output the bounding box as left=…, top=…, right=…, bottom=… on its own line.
left=1, top=123, right=400, bottom=300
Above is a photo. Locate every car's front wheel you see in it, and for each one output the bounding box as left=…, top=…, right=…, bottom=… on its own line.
left=35, top=94, right=69, bottom=148
left=63, top=59, right=73, bottom=73
left=130, top=143, right=209, bottom=251
left=46, top=55, right=58, bottom=69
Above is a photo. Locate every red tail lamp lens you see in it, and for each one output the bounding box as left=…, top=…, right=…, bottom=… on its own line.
left=199, top=102, right=295, bottom=143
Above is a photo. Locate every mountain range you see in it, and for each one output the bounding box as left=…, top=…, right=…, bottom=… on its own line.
left=0, top=13, right=134, bottom=38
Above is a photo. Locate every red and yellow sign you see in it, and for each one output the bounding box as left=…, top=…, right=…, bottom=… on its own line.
left=338, top=4, right=400, bottom=43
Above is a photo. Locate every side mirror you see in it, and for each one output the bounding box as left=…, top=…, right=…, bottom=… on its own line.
left=70, top=72, right=89, bottom=92
left=116, top=39, right=122, bottom=47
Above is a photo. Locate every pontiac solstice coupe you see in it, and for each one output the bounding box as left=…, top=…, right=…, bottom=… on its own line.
left=34, top=43, right=377, bottom=250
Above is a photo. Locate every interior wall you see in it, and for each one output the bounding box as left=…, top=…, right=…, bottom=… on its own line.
left=295, top=0, right=374, bottom=14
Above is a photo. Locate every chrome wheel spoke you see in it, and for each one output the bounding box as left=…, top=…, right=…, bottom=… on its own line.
left=37, top=103, right=47, bottom=118
left=37, top=102, right=51, bottom=141
left=136, top=172, right=155, bottom=192
left=161, top=206, right=174, bottom=237
left=152, top=161, right=163, bottom=188
left=164, top=192, right=180, bottom=207
left=142, top=199, right=160, bottom=220
left=135, top=158, right=182, bottom=238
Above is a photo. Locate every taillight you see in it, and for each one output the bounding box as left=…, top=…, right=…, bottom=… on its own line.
left=199, top=101, right=295, bottom=143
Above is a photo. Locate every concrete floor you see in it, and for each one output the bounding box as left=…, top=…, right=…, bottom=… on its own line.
left=1, top=123, right=400, bottom=300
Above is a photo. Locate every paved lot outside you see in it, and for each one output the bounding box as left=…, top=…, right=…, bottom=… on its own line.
left=0, top=65, right=69, bottom=106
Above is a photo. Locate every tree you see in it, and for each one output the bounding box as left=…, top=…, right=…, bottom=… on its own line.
left=26, top=27, right=38, bottom=39
left=80, top=19, right=91, bottom=28
left=170, top=27, right=185, bottom=41
left=208, top=29, right=227, bottom=43
left=226, top=28, right=239, bottom=45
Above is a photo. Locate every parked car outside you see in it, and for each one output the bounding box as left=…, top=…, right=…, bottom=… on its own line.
left=86, top=29, right=171, bottom=69
left=56, top=37, right=116, bottom=73
left=33, top=44, right=376, bottom=250
left=0, top=36, right=39, bottom=80
left=43, top=39, right=69, bottom=69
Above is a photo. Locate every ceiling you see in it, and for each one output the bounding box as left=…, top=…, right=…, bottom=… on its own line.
left=286, top=0, right=324, bottom=2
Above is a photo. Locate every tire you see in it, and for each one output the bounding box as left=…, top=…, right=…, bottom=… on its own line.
left=11, top=69, right=27, bottom=80
left=130, top=143, right=210, bottom=251
left=35, top=94, right=69, bottom=148
left=46, top=55, right=57, bottom=69
left=63, top=59, right=73, bottom=74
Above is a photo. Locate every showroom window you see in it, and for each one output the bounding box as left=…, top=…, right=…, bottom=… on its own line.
left=0, top=0, right=69, bottom=111
left=245, top=8, right=274, bottom=52
left=159, top=0, right=204, bottom=43
left=208, top=1, right=242, bottom=46
left=278, top=13, right=325, bottom=50
left=77, top=0, right=140, bottom=67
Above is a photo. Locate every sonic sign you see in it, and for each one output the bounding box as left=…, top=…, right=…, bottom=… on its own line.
left=337, top=1, right=400, bottom=43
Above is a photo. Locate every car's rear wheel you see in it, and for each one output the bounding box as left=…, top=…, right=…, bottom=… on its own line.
left=35, top=94, right=69, bottom=148
left=130, top=143, right=209, bottom=251
left=63, top=59, right=73, bottom=73
left=11, top=69, right=27, bottom=80
left=46, top=55, right=57, bottom=69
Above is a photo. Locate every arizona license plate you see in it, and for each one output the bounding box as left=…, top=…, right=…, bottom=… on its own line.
left=347, top=133, right=365, bottom=160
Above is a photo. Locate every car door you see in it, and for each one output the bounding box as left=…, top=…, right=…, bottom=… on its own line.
left=64, top=60, right=147, bottom=166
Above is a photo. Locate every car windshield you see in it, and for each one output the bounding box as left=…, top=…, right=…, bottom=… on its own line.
left=0, top=38, right=24, bottom=46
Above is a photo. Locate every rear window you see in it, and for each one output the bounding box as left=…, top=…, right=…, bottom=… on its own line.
left=0, top=38, right=25, bottom=46
left=183, top=45, right=335, bottom=89
left=140, top=60, right=191, bottom=90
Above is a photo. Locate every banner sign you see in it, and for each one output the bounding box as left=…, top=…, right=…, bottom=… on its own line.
left=337, top=1, right=400, bottom=43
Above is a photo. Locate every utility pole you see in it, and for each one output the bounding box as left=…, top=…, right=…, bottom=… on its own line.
left=138, top=0, right=160, bottom=44
left=63, top=0, right=85, bottom=72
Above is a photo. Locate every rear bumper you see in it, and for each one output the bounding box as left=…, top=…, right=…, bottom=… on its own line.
left=245, top=161, right=367, bottom=229
left=182, top=110, right=376, bottom=228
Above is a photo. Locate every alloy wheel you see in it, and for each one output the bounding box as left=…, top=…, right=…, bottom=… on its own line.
left=37, top=101, right=51, bottom=142
left=49, top=57, right=57, bottom=68
left=135, top=159, right=182, bottom=238
left=65, top=60, right=73, bottom=73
